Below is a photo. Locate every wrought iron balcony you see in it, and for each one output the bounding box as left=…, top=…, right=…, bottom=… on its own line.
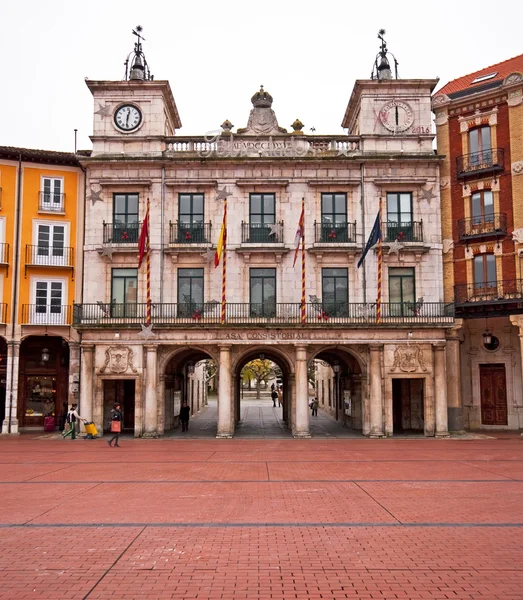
left=169, top=222, right=212, bottom=245
left=39, top=191, right=65, bottom=212
left=454, top=279, right=523, bottom=307
left=0, top=243, right=9, bottom=264
left=25, top=245, right=74, bottom=268
left=73, top=301, right=454, bottom=327
left=314, top=222, right=356, bottom=243
left=22, top=304, right=72, bottom=325
left=241, top=222, right=284, bottom=244
left=458, top=213, right=507, bottom=241
left=456, top=148, right=504, bottom=179
left=382, top=221, right=423, bottom=243
left=103, top=222, right=141, bottom=244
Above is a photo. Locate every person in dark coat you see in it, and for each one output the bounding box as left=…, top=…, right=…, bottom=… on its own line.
left=180, top=400, right=190, bottom=432
left=107, top=403, right=123, bottom=447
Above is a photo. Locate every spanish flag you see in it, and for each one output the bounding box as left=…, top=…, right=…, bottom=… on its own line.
left=137, top=200, right=150, bottom=269
left=292, top=204, right=305, bottom=267
left=214, top=203, right=227, bottom=268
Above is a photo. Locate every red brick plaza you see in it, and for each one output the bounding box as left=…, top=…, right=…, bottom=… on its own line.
left=1, top=435, right=522, bottom=599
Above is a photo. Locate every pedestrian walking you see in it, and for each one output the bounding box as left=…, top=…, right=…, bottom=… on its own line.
left=311, top=397, right=319, bottom=417
left=180, top=400, right=190, bottom=432
left=277, top=386, right=283, bottom=407
left=62, top=403, right=86, bottom=440
left=271, top=387, right=278, bottom=407
left=107, top=403, right=123, bottom=447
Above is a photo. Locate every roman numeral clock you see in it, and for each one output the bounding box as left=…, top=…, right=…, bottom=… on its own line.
left=114, top=104, right=143, bottom=132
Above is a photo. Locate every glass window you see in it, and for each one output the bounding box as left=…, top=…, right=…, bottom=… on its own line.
left=248, top=194, right=276, bottom=243
left=111, top=268, right=138, bottom=317
left=112, top=194, right=140, bottom=243
left=177, top=268, right=204, bottom=317
left=250, top=268, right=276, bottom=317
left=471, top=190, right=494, bottom=224
left=469, top=126, right=491, bottom=155
left=41, top=178, right=63, bottom=210
left=322, top=268, right=348, bottom=317
left=37, top=224, right=65, bottom=258
left=474, top=254, right=497, bottom=289
left=177, top=194, right=206, bottom=243
left=386, top=193, right=413, bottom=241
left=389, top=267, right=415, bottom=316
left=320, top=194, right=348, bottom=242
left=31, top=281, right=65, bottom=324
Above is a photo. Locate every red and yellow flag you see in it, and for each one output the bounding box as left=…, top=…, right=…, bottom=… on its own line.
left=137, top=202, right=150, bottom=268
left=214, top=203, right=227, bottom=268
left=293, top=204, right=305, bottom=267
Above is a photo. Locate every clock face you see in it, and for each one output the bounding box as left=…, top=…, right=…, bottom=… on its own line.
left=379, top=100, right=414, bottom=133
left=114, top=104, right=142, bottom=132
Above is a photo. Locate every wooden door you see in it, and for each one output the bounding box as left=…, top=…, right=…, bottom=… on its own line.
left=480, top=364, right=507, bottom=426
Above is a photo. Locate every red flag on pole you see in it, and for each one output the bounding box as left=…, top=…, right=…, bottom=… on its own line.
left=293, top=204, right=305, bottom=267
left=138, top=204, right=149, bottom=269
left=214, top=202, right=227, bottom=268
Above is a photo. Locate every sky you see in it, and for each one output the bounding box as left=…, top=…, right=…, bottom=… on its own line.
left=2, top=0, right=523, bottom=152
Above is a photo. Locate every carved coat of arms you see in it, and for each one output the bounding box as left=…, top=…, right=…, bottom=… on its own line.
left=100, top=346, right=137, bottom=374
left=390, top=346, right=427, bottom=373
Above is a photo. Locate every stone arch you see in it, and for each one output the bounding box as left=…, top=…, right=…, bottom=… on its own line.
left=159, top=344, right=219, bottom=374
left=308, top=344, right=367, bottom=372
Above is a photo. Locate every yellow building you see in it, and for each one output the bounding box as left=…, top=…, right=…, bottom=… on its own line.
left=0, top=147, right=84, bottom=434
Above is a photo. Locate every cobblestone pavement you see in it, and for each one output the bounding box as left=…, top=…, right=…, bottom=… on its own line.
left=0, top=415, right=522, bottom=599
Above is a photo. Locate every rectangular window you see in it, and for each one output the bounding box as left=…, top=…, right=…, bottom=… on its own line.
left=177, top=268, right=204, bottom=317
left=474, top=254, right=497, bottom=291
left=34, top=223, right=66, bottom=265
left=386, top=192, right=413, bottom=241
left=41, top=177, right=64, bottom=211
left=321, top=268, right=348, bottom=317
left=388, top=267, right=415, bottom=316
left=32, top=281, right=65, bottom=324
left=321, top=193, right=348, bottom=242
left=249, top=194, right=276, bottom=242
left=111, top=268, right=138, bottom=317
left=469, top=126, right=492, bottom=166
left=178, top=194, right=206, bottom=243
left=112, top=193, right=139, bottom=243
left=471, top=190, right=494, bottom=224
left=250, top=268, right=276, bottom=317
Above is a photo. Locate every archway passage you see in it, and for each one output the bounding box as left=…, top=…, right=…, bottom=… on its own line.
left=233, top=348, right=293, bottom=438
left=164, top=349, right=216, bottom=436
left=313, top=349, right=364, bottom=431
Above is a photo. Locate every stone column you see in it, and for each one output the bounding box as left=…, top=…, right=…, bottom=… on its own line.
left=157, top=374, right=165, bottom=435
left=79, top=345, right=94, bottom=425
left=434, top=343, right=450, bottom=437
left=369, top=344, right=384, bottom=438
left=2, top=341, right=20, bottom=435
left=217, top=345, right=233, bottom=438
left=144, top=345, right=158, bottom=435
left=446, top=319, right=463, bottom=431
left=294, top=345, right=311, bottom=438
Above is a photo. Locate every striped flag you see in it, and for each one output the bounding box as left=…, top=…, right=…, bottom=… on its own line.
left=293, top=204, right=305, bottom=267
left=214, top=203, right=227, bottom=268
left=357, top=212, right=381, bottom=268
left=137, top=202, right=150, bottom=268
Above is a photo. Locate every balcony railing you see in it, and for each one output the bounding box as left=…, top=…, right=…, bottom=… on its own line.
left=0, top=243, right=9, bottom=264
left=455, top=279, right=523, bottom=306
left=314, top=222, right=357, bottom=243
left=456, top=148, right=504, bottom=179
left=73, top=301, right=454, bottom=327
left=25, top=245, right=74, bottom=267
left=22, top=304, right=72, bottom=325
left=103, top=222, right=141, bottom=244
left=241, top=222, right=284, bottom=244
left=0, top=303, right=7, bottom=324
left=39, top=191, right=65, bottom=212
left=169, top=222, right=212, bottom=245
left=382, top=221, right=423, bottom=243
left=458, top=213, right=507, bottom=240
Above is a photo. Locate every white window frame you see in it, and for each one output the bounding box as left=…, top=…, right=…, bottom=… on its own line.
left=40, top=176, right=64, bottom=212
left=0, top=217, right=6, bottom=263
left=29, top=277, right=68, bottom=325
left=32, top=220, right=70, bottom=266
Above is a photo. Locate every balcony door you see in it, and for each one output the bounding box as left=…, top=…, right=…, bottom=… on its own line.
left=321, top=193, right=348, bottom=242
left=111, top=268, right=138, bottom=317
left=469, top=126, right=492, bottom=165
left=322, top=268, right=348, bottom=317
left=178, top=194, right=205, bottom=243
left=41, top=177, right=63, bottom=211
left=33, top=281, right=65, bottom=324
left=113, top=193, right=139, bottom=243
left=473, top=254, right=497, bottom=298
left=471, top=190, right=494, bottom=227
left=249, top=194, right=275, bottom=242
left=386, top=193, right=412, bottom=241
left=250, top=268, right=276, bottom=317
left=35, top=224, right=66, bottom=265
left=389, top=267, right=415, bottom=316
left=177, top=268, right=204, bottom=317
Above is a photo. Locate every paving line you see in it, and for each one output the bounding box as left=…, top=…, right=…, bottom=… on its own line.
left=1, top=522, right=523, bottom=528
left=0, top=478, right=521, bottom=484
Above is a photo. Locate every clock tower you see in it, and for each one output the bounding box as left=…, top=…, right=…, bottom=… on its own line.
left=342, top=30, right=437, bottom=154
left=86, top=27, right=181, bottom=157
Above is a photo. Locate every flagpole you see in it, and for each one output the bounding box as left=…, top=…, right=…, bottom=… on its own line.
left=146, top=196, right=152, bottom=326
left=377, top=195, right=382, bottom=324
left=221, top=198, right=227, bottom=325
left=301, top=197, right=306, bottom=324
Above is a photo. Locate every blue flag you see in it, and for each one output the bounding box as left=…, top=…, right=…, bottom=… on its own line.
left=357, top=212, right=381, bottom=268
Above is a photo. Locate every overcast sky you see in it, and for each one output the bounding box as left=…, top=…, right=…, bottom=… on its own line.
left=2, top=0, right=522, bottom=152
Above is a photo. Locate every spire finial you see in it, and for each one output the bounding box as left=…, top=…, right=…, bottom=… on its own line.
left=371, top=29, right=399, bottom=80
left=124, top=25, right=154, bottom=81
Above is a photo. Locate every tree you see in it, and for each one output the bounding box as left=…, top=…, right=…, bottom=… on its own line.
left=241, top=359, right=276, bottom=399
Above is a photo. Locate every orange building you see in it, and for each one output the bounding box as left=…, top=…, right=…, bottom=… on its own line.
left=0, top=147, right=84, bottom=434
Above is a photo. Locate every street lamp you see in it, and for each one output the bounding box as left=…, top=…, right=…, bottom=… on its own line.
left=41, top=348, right=50, bottom=363
left=333, top=361, right=340, bottom=421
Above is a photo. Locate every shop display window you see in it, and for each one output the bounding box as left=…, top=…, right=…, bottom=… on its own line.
left=25, top=376, right=57, bottom=418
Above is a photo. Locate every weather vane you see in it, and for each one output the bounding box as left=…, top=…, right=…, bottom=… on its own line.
left=124, top=25, right=153, bottom=81
left=371, top=29, right=399, bottom=80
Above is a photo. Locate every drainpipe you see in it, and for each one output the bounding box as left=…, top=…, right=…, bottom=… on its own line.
left=7, top=154, right=23, bottom=433
left=160, top=166, right=165, bottom=304
left=360, top=162, right=366, bottom=303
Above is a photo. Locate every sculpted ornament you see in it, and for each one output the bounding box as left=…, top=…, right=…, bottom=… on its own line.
left=390, top=346, right=427, bottom=373
left=512, top=162, right=523, bottom=176
left=100, top=346, right=137, bottom=374
left=442, top=239, right=454, bottom=254
left=512, top=228, right=523, bottom=244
